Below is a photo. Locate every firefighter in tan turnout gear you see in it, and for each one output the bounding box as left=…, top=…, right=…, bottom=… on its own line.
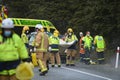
left=34, top=24, right=49, bottom=76
left=49, top=30, right=61, bottom=67
left=21, top=26, right=30, bottom=48
left=65, top=28, right=78, bottom=66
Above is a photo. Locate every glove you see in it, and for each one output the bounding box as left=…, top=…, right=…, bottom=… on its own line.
left=34, top=47, right=36, bottom=52
left=64, top=49, right=68, bottom=53
left=48, top=47, right=52, bottom=51
left=30, top=49, right=32, bottom=52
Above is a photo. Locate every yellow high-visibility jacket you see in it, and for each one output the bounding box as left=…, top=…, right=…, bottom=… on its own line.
left=94, top=35, right=105, bottom=52
left=49, top=35, right=60, bottom=51
left=83, top=35, right=93, bottom=49
left=21, top=33, right=28, bottom=44
left=0, top=33, right=29, bottom=75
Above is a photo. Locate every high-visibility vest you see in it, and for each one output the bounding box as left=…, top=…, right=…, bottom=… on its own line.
left=94, top=35, right=105, bottom=52
left=21, top=33, right=29, bottom=44
left=49, top=36, right=59, bottom=51
left=0, top=33, right=29, bottom=75
left=0, top=33, right=29, bottom=61
left=65, top=34, right=78, bottom=42
left=83, top=36, right=93, bottom=48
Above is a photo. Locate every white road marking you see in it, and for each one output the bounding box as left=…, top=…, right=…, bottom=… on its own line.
left=62, top=67, right=112, bottom=80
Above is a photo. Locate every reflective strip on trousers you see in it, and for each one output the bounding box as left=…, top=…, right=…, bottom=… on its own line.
left=98, top=58, right=104, bottom=60
left=0, top=69, right=16, bottom=75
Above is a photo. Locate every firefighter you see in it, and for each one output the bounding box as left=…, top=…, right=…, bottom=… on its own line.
left=49, top=30, right=61, bottom=67
left=34, top=24, right=49, bottom=76
left=0, top=18, right=29, bottom=80
left=21, top=26, right=30, bottom=48
left=82, top=31, right=93, bottom=65
left=94, top=33, right=105, bottom=64
left=65, top=28, right=78, bottom=66
left=79, top=32, right=85, bottom=62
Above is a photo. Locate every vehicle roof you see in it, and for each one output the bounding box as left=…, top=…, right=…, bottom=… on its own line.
left=9, top=18, right=56, bottom=29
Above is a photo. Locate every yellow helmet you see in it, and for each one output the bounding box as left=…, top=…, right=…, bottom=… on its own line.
left=54, top=30, right=59, bottom=34
left=67, top=28, right=73, bottom=33
left=23, top=26, right=29, bottom=31
left=53, top=30, right=59, bottom=37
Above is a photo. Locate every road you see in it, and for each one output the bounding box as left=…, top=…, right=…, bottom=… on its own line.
left=32, top=62, right=120, bottom=80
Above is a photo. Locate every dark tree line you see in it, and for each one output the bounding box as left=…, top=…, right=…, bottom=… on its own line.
left=4, top=0, right=120, bottom=49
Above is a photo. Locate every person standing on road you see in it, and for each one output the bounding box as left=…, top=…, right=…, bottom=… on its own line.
left=94, top=33, right=105, bottom=64
left=21, top=26, right=31, bottom=58
left=49, top=30, right=61, bottom=67
left=0, top=18, right=29, bottom=80
left=79, top=32, right=85, bottom=63
left=21, top=26, right=30, bottom=48
left=65, top=28, right=78, bottom=66
left=34, top=24, right=49, bottom=76
left=82, top=31, right=93, bottom=65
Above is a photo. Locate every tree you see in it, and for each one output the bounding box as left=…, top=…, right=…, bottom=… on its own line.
left=4, top=0, right=120, bottom=48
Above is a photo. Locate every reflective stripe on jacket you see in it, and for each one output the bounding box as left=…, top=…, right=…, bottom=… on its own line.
left=0, top=33, right=29, bottom=61
left=0, top=33, right=29, bottom=75
left=0, top=69, right=16, bottom=75
left=83, top=36, right=93, bottom=49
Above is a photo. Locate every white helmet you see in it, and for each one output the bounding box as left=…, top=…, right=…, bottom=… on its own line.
left=1, top=18, right=14, bottom=28
left=79, top=32, right=83, bottom=35
left=35, top=24, right=43, bottom=29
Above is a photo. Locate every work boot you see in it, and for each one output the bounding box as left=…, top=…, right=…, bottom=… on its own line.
left=84, top=60, right=90, bottom=65
left=70, top=64, right=75, bottom=66
left=58, top=65, right=61, bottom=67
left=47, top=65, right=49, bottom=70
left=98, top=60, right=102, bottom=64
left=39, top=69, right=41, bottom=72
left=85, top=62, right=90, bottom=65
left=40, top=72, right=46, bottom=76
left=40, top=70, right=48, bottom=76
left=66, top=64, right=69, bottom=66
left=51, top=65, right=55, bottom=67
left=46, top=60, right=49, bottom=70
